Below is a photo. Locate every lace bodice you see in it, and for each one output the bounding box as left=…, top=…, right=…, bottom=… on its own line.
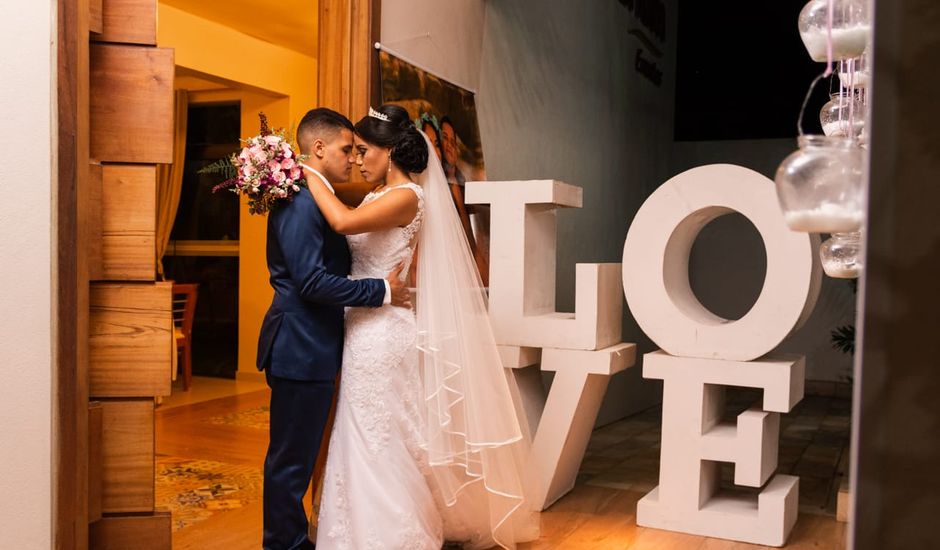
left=346, top=182, right=424, bottom=281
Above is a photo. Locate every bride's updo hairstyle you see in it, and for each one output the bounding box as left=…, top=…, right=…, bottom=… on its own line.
left=355, top=104, right=429, bottom=174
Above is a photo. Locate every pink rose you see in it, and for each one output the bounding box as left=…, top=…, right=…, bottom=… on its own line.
left=264, top=135, right=282, bottom=146
left=291, top=167, right=302, bottom=180
left=281, top=158, right=295, bottom=170
left=273, top=170, right=286, bottom=183
left=281, top=143, right=293, bottom=158
left=242, top=164, right=257, bottom=177
left=267, top=160, right=281, bottom=173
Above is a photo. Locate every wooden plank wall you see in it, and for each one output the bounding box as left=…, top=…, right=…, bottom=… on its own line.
left=97, top=165, right=159, bottom=281
left=80, top=0, right=174, bottom=547
left=92, top=0, right=157, bottom=45
left=90, top=512, right=172, bottom=550
left=90, top=283, right=172, bottom=397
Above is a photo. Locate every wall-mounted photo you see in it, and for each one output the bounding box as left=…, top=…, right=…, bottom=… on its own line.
left=379, top=50, right=490, bottom=284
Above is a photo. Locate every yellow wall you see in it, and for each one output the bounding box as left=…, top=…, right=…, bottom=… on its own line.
left=158, top=3, right=317, bottom=119
left=159, top=3, right=317, bottom=376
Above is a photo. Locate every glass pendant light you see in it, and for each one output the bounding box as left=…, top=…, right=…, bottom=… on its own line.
left=820, top=232, right=863, bottom=278
left=775, top=136, right=866, bottom=233
left=798, top=0, right=871, bottom=62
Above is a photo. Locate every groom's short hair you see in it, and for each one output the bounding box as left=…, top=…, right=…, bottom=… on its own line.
left=297, top=108, right=355, bottom=154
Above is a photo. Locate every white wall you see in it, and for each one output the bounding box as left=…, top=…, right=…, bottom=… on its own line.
left=381, top=0, right=678, bottom=424
left=0, top=0, right=55, bottom=546
left=380, top=0, right=486, bottom=92
left=477, top=0, right=678, bottom=423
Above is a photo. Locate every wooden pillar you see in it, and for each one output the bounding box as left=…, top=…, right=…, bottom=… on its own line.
left=318, top=0, right=382, bottom=204
left=318, top=0, right=380, bottom=120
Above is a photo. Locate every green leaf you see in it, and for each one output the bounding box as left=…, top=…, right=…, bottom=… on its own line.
left=197, top=157, right=237, bottom=179
left=830, top=324, right=856, bottom=355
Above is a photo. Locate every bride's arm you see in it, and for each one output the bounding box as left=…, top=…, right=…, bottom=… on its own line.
left=306, top=174, right=417, bottom=235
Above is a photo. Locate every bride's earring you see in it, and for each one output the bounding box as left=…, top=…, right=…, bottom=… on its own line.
left=387, top=152, right=393, bottom=175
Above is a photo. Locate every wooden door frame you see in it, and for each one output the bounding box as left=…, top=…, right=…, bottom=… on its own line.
left=55, top=0, right=91, bottom=547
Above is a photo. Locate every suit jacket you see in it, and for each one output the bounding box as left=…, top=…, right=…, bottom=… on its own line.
left=256, top=189, right=385, bottom=381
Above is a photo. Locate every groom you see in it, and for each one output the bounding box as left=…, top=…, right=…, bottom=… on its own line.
left=257, top=107, right=409, bottom=549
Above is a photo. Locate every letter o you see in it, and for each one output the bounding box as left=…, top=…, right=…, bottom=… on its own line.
left=622, top=164, right=821, bottom=361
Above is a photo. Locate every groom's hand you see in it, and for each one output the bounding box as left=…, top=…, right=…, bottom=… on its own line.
left=386, top=263, right=412, bottom=309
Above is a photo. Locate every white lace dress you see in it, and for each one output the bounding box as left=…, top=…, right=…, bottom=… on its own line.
left=315, top=182, right=444, bottom=550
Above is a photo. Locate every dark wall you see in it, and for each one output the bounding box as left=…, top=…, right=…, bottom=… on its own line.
left=675, top=0, right=830, bottom=140
left=853, top=0, right=940, bottom=547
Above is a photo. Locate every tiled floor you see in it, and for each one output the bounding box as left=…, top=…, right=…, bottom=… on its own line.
left=156, top=456, right=264, bottom=532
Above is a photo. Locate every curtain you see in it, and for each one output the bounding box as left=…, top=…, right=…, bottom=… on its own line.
left=155, top=89, right=189, bottom=279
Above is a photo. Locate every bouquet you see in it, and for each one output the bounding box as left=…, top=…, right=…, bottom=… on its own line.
left=210, top=112, right=308, bottom=215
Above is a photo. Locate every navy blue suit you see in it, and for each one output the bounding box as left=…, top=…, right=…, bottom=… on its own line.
left=258, top=189, right=384, bottom=549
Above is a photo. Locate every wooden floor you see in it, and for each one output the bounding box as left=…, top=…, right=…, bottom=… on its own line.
left=157, top=386, right=270, bottom=549
left=525, top=487, right=846, bottom=549
left=158, top=374, right=267, bottom=411
left=156, top=381, right=848, bottom=549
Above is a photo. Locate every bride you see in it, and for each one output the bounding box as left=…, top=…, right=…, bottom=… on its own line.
left=303, top=104, right=539, bottom=549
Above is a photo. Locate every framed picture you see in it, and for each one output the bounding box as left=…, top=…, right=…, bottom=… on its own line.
left=379, top=50, right=490, bottom=283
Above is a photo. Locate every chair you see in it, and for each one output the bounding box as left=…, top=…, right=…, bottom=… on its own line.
left=171, top=283, right=199, bottom=391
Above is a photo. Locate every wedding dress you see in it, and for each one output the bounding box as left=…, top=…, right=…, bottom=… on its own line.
left=316, top=136, right=539, bottom=550
left=315, top=181, right=447, bottom=549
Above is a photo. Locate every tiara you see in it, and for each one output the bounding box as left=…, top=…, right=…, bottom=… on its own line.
left=368, top=107, right=390, bottom=122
